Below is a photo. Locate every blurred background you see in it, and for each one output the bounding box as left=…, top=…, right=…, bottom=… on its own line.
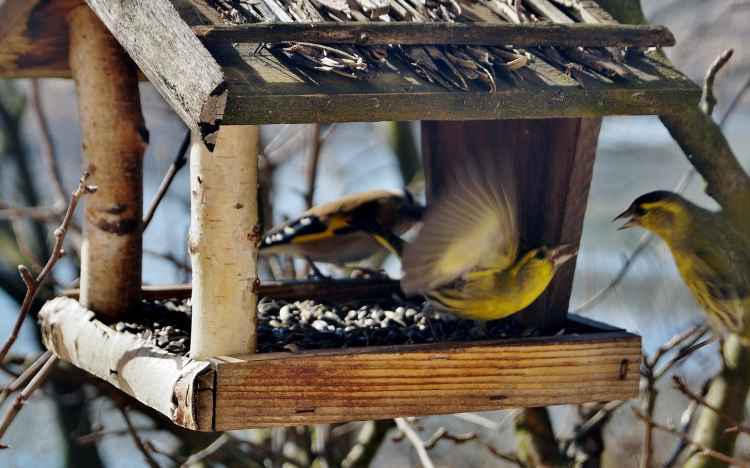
left=0, top=0, right=749, bottom=466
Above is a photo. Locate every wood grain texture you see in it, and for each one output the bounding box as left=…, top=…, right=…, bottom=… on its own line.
left=209, top=331, right=640, bottom=429
left=38, top=297, right=212, bottom=430
left=194, top=22, right=675, bottom=48
left=421, top=118, right=601, bottom=333
left=70, top=5, right=146, bottom=321
left=85, top=0, right=226, bottom=149
left=59, top=278, right=403, bottom=302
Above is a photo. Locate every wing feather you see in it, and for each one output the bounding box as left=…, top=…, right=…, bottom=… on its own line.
left=401, top=154, right=518, bottom=294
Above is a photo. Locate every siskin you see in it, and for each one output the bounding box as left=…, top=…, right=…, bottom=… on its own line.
left=616, top=190, right=750, bottom=340
left=260, top=189, right=423, bottom=264
left=400, top=155, right=576, bottom=321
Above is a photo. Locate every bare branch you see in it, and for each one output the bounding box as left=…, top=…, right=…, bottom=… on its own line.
left=28, top=80, right=66, bottom=206
left=486, top=442, right=524, bottom=467
left=423, top=426, right=476, bottom=449
left=117, top=404, right=161, bottom=468
left=0, top=353, right=60, bottom=444
left=673, top=376, right=750, bottom=437
left=394, top=418, right=436, bottom=468
left=143, top=129, right=190, bottom=230
left=180, top=433, right=230, bottom=467
left=0, top=173, right=97, bottom=363
left=633, top=409, right=750, bottom=468
left=304, top=123, right=323, bottom=210
left=0, top=351, right=52, bottom=407
left=701, top=48, right=734, bottom=116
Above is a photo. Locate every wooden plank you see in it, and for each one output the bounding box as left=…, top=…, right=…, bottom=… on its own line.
left=38, top=297, right=213, bottom=430
left=85, top=0, right=226, bottom=149
left=210, top=331, right=640, bottom=429
left=194, top=22, right=675, bottom=48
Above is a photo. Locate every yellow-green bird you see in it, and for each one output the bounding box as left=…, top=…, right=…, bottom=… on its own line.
left=616, top=191, right=750, bottom=339
left=400, top=156, right=576, bottom=321
left=260, top=189, right=422, bottom=264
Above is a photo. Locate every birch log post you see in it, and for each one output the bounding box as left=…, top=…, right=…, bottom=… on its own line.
left=68, top=5, right=147, bottom=321
left=189, top=126, right=260, bottom=360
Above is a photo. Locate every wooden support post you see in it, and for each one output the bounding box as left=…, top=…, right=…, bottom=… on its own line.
left=422, top=118, right=602, bottom=333
left=189, top=126, right=260, bottom=360
left=68, top=5, right=147, bottom=321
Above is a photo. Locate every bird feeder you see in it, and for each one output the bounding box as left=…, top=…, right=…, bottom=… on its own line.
left=1, top=0, right=699, bottom=431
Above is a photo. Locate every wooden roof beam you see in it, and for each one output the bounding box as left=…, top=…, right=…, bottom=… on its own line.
left=194, top=21, right=676, bottom=48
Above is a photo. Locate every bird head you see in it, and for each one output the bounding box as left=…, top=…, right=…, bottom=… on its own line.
left=517, top=244, right=577, bottom=275
left=615, top=191, right=687, bottom=236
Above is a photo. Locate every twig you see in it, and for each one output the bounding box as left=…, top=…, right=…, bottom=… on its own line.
left=453, top=410, right=519, bottom=432
left=234, top=437, right=307, bottom=468
left=28, top=80, right=66, bottom=206
left=701, top=48, right=734, bottom=117
left=422, top=426, right=476, bottom=449
left=180, top=433, right=231, bottom=467
left=633, top=409, right=750, bottom=468
left=0, top=353, right=60, bottom=444
left=9, top=212, right=43, bottom=271
left=572, top=167, right=695, bottom=314
left=561, top=399, right=624, bottom=453
left=143, top=129, right=190, bottom=230
left=0, top=351, right=52, bottom=407
left=394, top=418, right=436, bottom=468
left=117, top=404, right=161, bottom=468
left=673, top=376, right=750, bottom=436
left=304, top=123, right=323, bottom=210
left=0, top=173, right=97, bottom=363
left=662, top=379, right=712, bottom=468
left=652, top=325, right=710, bottom=380
left=0, top=201, right=61, bottom=222
left=719, top=74, right=750, bottom=127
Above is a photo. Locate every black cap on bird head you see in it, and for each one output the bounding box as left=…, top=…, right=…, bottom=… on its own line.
left=614, top=190, right=674, bottom=230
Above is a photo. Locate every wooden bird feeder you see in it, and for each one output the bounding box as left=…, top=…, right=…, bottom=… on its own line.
left=2, top=0, right=698, bottom=431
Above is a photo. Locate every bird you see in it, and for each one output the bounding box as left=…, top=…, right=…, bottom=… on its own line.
left=259, top=188, right=423, bottom=264
left=615, top=190, right=750, bottom=340
left=400, top=154, right=576, bottom=322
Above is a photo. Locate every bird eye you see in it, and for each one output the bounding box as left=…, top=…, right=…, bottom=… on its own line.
left=634, top=206, right=647, bottom=216
left=535, top=250, right=546, bottom=260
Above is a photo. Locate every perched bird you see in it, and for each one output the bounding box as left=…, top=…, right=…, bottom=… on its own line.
left=260, top=189, right=423, bottom=264
left=616, top=191, right=750, bottom=339
left=400, top=155, right=575, bottom=322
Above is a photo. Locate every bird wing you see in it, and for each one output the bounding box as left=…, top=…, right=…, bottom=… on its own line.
left=692, top=229, right=750, bottom=303
left=401, top=154, right=518, bottom=294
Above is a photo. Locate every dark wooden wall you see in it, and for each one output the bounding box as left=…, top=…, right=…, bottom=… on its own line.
left=421, top=118, right=602, bottom=332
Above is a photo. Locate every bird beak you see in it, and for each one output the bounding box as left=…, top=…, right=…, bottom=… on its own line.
left=549, top=244, right=577, bottom=266
left=614, top=208, right=640, bottom=230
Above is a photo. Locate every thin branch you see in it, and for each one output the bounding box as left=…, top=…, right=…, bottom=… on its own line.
left=0, top=353, right=60, bottom=445
left=633, top=409, right=750, bottom=468
left=304, top=123, right=323, bottom=210
left=180, top=433, right=231, bottom=468
left=561, top=399, right=624, bottom=453
left=453, top=410, right=520, bottom=432
left=143, top=129, right=190, bottom=230
left=394, top=418, right=436, bottom=468
left=0, top=351, right=52, bottom=407
left=673, top=376, right=750, bottom=436
left=422, top=426, right=476, bottom=449
left=28, top=80, right=66, bottom=206
left=701, top=48, right=734, bottom=116
left=117, top=405, right=161, bottom=468
left=0, top=173, right=97, bottom=363
left=0, top=201, right=61, bottom=222
left=719, top=74, right=750, bottom=127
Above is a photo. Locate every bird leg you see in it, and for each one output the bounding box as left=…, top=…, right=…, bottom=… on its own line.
left=305, top=256, right=330, bottom=280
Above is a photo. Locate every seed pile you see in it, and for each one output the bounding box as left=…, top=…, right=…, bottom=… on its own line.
left=113, top=296, right=529, bottom=356
left=207, top=0, right=634, bottom=91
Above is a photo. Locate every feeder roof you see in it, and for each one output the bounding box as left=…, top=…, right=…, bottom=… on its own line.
left=0, top=0, right=700, bottom=149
